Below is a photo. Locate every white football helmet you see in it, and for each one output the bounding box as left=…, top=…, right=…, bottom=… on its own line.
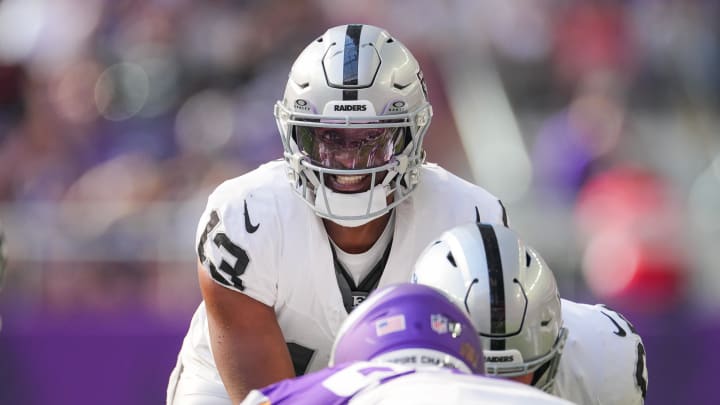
left=412, top=223, right=568, bottom=392
left=274, top=24, right=432, bottom=227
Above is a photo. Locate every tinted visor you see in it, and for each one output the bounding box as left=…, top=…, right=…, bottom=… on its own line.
left=296, top=126, right=404, bottom=169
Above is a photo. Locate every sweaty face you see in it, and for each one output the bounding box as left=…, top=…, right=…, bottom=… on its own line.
left=296, top=126, right=404, bottom=193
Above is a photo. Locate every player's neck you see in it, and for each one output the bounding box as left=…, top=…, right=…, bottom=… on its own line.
left=324, top=212, right=393, bottom=254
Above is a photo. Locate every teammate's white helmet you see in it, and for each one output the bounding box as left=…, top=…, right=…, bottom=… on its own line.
left=412, top=223, right=568, bottom=392
left=274, top=24, right=432, bottom=227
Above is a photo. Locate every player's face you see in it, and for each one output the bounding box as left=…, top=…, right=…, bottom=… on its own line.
left=296, top=126, right=402, bottom=193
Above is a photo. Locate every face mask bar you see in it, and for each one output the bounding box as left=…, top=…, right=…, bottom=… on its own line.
left=281, top=146, right=411, bottom=223
left=275, top=101, right=432, bottom=224
left=484, top=327, right=569, bottom=390
left=275, top=101, right=432, bottom=160
left=301, top=158, right=404, bottom=222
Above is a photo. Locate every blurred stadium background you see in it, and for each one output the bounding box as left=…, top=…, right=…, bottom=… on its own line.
left=0, top=0, right=718, bottom=403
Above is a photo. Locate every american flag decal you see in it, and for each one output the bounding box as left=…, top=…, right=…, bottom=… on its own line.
left=375, top=315, right=406, bottom=336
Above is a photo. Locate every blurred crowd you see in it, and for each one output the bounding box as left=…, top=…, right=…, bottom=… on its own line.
left=0, top=0, right=719, bottom=404
left=0, top=0, right=330, bottom=317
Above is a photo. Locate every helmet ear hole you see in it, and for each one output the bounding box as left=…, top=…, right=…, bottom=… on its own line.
left=526, top=251, right=532, bottom=267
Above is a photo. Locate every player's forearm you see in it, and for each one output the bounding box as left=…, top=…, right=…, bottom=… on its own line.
left=199, top=265, right=295, bottom=402
left=209, top=327, right=295, bottom=402
left=213, top=354, right=258, bottom=403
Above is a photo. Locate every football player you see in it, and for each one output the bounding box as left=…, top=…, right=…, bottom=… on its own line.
left=412, top=222, right=648, bottom=404
left=167, top=24, right=509, bottom=404
left=241, top=283, right=573, bottom=405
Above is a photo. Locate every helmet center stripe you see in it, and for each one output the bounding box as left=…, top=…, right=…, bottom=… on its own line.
left=477, top=223, right=506, bottom=350
left=342, top=24, right=363, bottom=100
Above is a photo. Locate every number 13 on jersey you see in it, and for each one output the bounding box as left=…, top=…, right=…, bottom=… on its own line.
left=198, top=210, right=250, bottom=291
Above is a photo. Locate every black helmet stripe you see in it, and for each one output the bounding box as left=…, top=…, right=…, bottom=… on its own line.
left=498, top=199, right=508, bottom=226
left=342, top=24, right=362, bottom=100
left=477, top=223, right=506, bottom=350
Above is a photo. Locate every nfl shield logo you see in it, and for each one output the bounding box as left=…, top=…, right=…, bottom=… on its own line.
left=431, top=314, right=448, bottom=334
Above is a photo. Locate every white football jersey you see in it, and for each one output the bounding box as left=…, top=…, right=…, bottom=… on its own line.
left=554, top=299, right=648, bottom=405
left=167, top=160, right=507, bottom=404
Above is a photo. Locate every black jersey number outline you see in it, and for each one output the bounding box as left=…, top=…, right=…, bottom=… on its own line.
left=197, top=210, right=249, bottom=291
left=601, top=306, right=647, bottom=399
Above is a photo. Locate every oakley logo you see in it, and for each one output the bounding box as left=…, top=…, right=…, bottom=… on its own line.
left=334, top=104, right=367, bottom=111
left=294, top=99, right=310, bottom=112
left=387, top=100, right=407, bottom=113
left=244, top=200, right=260, bottom=234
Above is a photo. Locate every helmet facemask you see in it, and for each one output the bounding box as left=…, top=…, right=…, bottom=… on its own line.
left=483, top=326, right=569, bottom=393
left=478, top=276, right=568, bottom=393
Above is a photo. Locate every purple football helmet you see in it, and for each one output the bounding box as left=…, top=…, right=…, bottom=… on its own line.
left=330, top=283, right=485, bottom=375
